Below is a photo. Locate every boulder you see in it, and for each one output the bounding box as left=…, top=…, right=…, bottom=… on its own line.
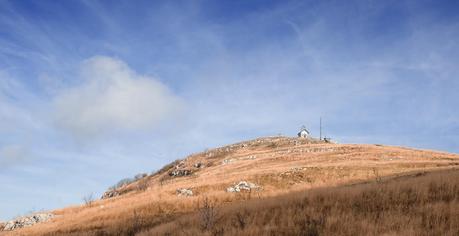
left=101, top=189, right=120, bottom=199
left=169, top=169, right=192, bottom=177
left=222, top=159, right=234, bottom=165
left=226, top=181, right=260, bottom=192
left=176, top=188, right=193, bottom=197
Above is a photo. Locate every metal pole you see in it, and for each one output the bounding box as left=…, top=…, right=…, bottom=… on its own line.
left=320, top=117, right=322, bottom=141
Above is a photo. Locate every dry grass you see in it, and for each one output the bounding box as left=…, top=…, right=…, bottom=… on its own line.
left=144, top=169, right=459, bottom=236
left=5, top=137, right=459, bottom=236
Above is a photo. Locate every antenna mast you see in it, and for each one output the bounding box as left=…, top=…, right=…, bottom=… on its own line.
left=320, top=117, right=322, bottom=141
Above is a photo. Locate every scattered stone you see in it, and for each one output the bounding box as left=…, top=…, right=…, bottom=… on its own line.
left=169, top=169, right=192, bottom=177
left=226, top=181, right=260, bottom=192
left=2, top=213, right=54, bottom=231
left=239, top=155, right=256, bottom=160
left=0, top=222, right=5, bottom=231
left=222, top=159, right=235, bottom=165
left=194, top=162, right=203, bottom=168
left=176, top=188, right=193, bottom=196
left=290, top=166, right=303, bottom=172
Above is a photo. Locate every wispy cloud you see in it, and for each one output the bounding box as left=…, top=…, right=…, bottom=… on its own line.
left=53, top=56, right=183, bottom=139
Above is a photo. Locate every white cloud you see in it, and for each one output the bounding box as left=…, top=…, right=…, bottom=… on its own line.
left=54, top=56, right=183, bottom=138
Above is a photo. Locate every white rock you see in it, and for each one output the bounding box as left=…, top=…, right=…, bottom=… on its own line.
left=2, top=213, right=53, bottom=231
left=226, top=181, right=260, bottom=193
left=176, top=188, right=193, bottom=196
left=222, top=159, right=234, bottom=165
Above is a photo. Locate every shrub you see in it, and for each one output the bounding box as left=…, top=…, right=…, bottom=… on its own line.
left=198, top=197, right=219, bottom=231
left=83, top=193, right=95, bottom=207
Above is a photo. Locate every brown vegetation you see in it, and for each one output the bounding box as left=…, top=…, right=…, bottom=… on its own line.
left=4, top=137, right=459, bottom=235
left=143, top=169, right=459, bottom=235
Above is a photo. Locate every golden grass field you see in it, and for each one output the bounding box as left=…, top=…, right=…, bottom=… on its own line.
left=3, top=136, right=459, bottom=235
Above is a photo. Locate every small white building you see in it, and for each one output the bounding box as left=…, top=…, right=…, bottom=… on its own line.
left=297, top=125, right=310, bottom=138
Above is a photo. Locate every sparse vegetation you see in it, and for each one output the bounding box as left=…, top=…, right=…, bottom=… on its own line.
left=144, top=169, right=459, bottom=235
left=15, top=169, right=459, bottom=235
left=82, top=193, right=94, bottom=207
left=198, top=197, right=219, bottom=231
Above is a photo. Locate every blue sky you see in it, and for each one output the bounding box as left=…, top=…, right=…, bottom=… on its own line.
left=0, top=0, right=458, bottom=220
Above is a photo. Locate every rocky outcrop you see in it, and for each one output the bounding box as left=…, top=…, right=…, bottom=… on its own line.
left=1, top=213, right=54, bottom=231
left=101, top=189, right=120, bottom=199
left=169, top=169, right=192, bottom=177
left=226, top=181, right=260, bottom=192
left=176, top=188, right=193, bottom=196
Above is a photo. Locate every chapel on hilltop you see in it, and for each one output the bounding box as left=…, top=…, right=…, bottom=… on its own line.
left=297, top=125, right=310, bottom=138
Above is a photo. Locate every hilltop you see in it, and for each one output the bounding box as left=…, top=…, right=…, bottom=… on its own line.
left=2, top=136, right=459, bottom=235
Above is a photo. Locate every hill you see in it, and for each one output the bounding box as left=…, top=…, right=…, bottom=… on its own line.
left=2, top=136, right=459, bottom=235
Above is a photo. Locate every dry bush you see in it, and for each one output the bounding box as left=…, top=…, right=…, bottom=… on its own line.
left=143, top=169, right=459, bottom=236
left=83, top=193, right=95, bottom=207
left=232, top=209, right=248, bottom=230
left=198, top=197, right=219, bottom=231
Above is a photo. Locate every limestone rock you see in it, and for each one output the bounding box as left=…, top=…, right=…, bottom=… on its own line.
left=101, top=189, right=120, bottom=199
left=222, top=159, right=234, bottom=165
left=2, top=213, right=54, bottom=231
left=169, top=169, right=192, bottom=177
left=226, top=181, right=260, bottom=192
left=176, top=188, right=193, bottom=196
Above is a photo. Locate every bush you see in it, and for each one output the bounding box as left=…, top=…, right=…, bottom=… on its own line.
left=135, top=173, right=148, bottom=180
left=83, top=193, right=95, bottom=207
left=198, top=197, right=219, bottom=231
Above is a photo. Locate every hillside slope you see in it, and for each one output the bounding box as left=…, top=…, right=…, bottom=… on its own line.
left=3, top=136, right=459, bottom=235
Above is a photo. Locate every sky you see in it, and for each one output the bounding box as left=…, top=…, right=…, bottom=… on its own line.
left=0, top=0, right=458, bottom=220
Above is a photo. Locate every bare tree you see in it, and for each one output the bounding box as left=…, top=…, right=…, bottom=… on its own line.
left=233, top=210, right=248, bottom=229
left=83, top=193, right=95, bottom=207
left=198, top=197, right=219, bottom=231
